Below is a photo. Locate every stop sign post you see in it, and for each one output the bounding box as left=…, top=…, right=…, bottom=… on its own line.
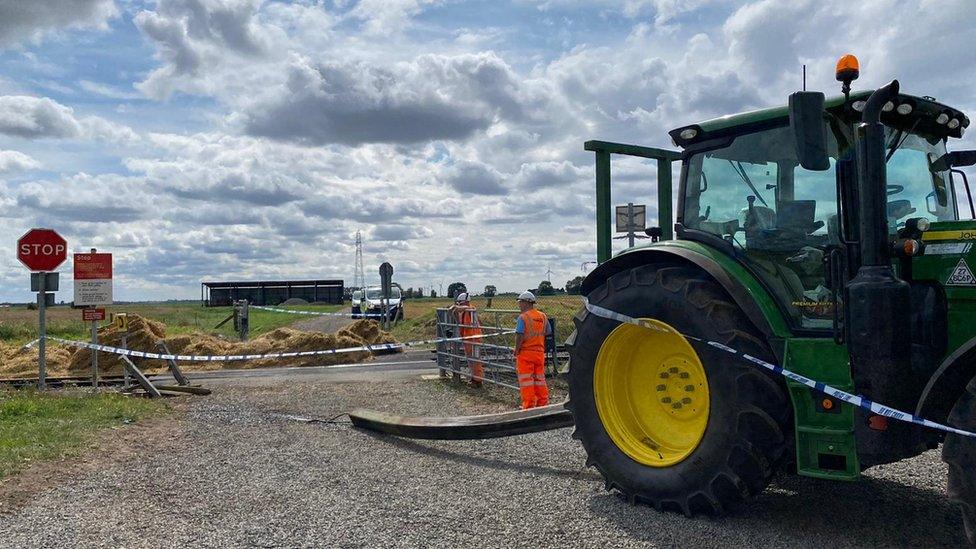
left=17, top=228, right=67, bottom=390
left=379, top=262, right=394, bottom=329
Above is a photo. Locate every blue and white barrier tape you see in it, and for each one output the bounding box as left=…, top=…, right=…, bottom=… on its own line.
left=583, top=299, right=976, bottom=440
left=43, top=330, right=513, bottom=363
left=251, top=305, right=388, bottom=318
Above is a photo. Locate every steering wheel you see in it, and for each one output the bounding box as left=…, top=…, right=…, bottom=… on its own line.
left=887, top=184, right=905, bottom=196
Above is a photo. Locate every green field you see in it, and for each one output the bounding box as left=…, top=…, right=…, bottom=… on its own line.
left=0, top=297, right=583, bottom=348
left=0, top=390, right=167, bottom=479
left=391, top=295, right=584, bottom=344
left=0, top=302, right=343, bottom=345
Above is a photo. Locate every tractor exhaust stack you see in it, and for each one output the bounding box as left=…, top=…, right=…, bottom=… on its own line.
left=846, top=80, right=917, bottom=464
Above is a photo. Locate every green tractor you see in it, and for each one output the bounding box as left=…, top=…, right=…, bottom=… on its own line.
left=567, top=55, right=976, bottom=542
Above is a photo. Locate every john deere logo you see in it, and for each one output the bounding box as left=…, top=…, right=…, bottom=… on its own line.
left=946, top=258, right=976, bottom=286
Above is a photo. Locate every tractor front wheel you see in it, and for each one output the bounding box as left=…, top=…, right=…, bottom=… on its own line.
left=943, top=376, right=976, bottom=544
left=566, top=264, right=792, bottom=515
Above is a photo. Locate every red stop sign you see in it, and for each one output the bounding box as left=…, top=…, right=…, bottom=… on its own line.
left=18, top=228, right=67, bottom=271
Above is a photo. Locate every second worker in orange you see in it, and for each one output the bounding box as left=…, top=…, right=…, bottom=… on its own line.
left=514, top=291, right=551, bottom=409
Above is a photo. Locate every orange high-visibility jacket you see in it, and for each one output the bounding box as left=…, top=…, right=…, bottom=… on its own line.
left=517, top=309, right=549, bottom=355
left=459, top=308, right=482, bottom=337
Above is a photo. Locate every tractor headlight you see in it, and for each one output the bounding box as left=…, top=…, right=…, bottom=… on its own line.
left=882, top=101, right=894, bottom=112
left=948, top=118, right=961, bottom=129
left=679, top=128, right=698, bottom=140
left=896, top=103, right=913, bottom=115
left=852, top=100, right=866, bottom=112
left=937, top=113, right=950, bottom=125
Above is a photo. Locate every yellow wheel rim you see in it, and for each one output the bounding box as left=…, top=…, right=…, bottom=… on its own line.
left=594, top=319, right=710, bottom=467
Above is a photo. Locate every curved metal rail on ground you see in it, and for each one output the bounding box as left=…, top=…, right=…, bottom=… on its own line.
left=348, top=402, right=575, bottom=440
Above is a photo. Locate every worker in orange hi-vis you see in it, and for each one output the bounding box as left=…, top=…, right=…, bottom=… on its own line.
left=449, top=292, right=484, bottom=387
left=514, top=290, right=551, bottom=409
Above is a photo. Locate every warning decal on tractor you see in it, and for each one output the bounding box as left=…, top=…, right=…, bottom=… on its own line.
left=946, top=258, right=976, bottom=286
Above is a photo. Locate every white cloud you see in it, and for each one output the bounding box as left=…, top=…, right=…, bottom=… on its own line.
left=0, top=95, right=82, bottom=138
left=369, top=224, right=434, bottom=241
left=0, top=0, right=117, bottom=47
left=243, top=52, right=541, bottom=146
left=3, top=0, right=976, bottom=301
left=0, top=150, right=40, bottom=172
left=515, top=160, right=586, bottom=190
left=78, top=80, right=142, bottom=100
left=134, top=0, right=280, bottom=99
left=0, top=95, right=138, bottom=142
left=440, top=160, right=508, bottom=196
left=347, top=0, right=444, bottom=35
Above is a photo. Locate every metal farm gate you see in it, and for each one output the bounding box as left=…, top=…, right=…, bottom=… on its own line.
left=434, top=308, right=559, bottom=390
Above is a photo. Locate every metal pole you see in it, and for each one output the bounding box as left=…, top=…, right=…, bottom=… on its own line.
left=37, top=272, right=46, bottom=390
left=595, top=150, right=612, bottom=263
left=91, top=320, right=98, bottom=387
left=627, top=202, right=635, bottom=248
left=657, top=158, right=673, bottom=241
left=122, top=331, right=129, bottom=389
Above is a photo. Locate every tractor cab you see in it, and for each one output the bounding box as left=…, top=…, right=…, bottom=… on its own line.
left=671, top=89, right=969, bottom=330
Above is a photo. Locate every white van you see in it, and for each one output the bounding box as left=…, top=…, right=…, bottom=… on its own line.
left=351, top=285, right=403, bottom=321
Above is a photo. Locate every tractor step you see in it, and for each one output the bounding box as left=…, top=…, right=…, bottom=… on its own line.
left=784, top=339, right=860, bottom=480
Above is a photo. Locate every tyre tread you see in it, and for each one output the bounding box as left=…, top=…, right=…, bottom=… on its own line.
left=566, top=264, right=791, bottom=517
left=943, top=380, right=976, bottom=544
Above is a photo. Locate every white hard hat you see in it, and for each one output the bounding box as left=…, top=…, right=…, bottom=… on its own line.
left=455, top=292, right=470, bottom=303
left=518, top=290, right=536, bottom=303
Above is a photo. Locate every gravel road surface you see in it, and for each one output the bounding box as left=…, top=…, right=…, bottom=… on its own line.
left=0, top=365, right=966, bottom=548
left=290, top=308, right=354, bottom=334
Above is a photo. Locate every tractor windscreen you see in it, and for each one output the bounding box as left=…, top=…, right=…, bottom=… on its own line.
left=884, top=129, right=955, bottom=227
left=682, top=121, right=958, bottom=329
left=683, top=123, right=839, bottom=328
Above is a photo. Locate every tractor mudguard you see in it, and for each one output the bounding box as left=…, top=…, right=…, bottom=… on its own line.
left=581, top=242, right=790, bottom=343
left=916, top=336, right=976, bottom=427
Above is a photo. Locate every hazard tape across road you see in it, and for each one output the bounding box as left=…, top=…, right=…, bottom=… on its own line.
left=251, top=305, right=387, bottom=318
left=43, top=330, right=514, bottom=363
left=583, top=299, right=976, bottom=440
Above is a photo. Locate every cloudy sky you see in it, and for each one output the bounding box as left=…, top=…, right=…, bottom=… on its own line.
left=0, top=0, right=974, bottom=302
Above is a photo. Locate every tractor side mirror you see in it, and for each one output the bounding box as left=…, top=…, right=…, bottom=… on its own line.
left=930, top=151, right=976, bottom=172
left=949, top=150, right=976, bottom=168
left=789, top=91, right=830, bottom=171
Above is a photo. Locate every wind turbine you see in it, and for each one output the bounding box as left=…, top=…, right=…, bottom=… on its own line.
left=546, top=264, right=553, bottom=283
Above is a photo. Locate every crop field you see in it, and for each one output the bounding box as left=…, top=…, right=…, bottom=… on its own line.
left=0, top=302, right=343, bottom=346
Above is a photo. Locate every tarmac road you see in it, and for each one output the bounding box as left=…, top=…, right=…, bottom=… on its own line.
left=0, top=356, right=967, bottom=548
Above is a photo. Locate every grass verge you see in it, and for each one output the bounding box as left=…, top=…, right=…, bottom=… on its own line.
left=0, top=390, right=167, bottom=480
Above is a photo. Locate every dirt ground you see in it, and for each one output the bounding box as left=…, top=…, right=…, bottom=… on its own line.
left=0, top=368, right=966, bottom=548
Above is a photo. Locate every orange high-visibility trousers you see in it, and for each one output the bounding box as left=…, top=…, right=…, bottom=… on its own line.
left=463, top=341, right=484, bottom=382
left=516, top=352, right=548, bottom=409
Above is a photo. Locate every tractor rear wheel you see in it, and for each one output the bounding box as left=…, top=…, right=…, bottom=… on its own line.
left=566, top=264, right=792, bottom=515
left=943, top=376, right=976, bottom=544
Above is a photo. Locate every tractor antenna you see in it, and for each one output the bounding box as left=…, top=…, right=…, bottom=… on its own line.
left=802, top=64, right=806, bottom=91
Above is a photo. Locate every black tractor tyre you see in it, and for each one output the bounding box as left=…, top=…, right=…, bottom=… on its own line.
left=943, top=376, right=976, bottom=545
left=566, top=264, right=793, bottom=515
